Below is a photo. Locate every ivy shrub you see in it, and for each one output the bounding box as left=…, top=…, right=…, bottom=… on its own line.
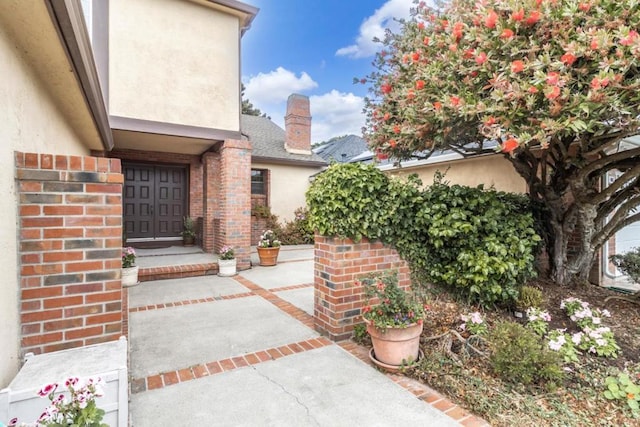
left=306, top=163, right=390, bottom=241
left=306, top=164, right=541, bottom=307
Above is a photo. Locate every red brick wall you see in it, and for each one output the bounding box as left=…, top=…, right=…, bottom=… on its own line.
left=16, top=152, right=124, bottom=355
left=314, top=235, right=410, bottom=341
left=284, top=94, right=311, bottom=154
left=215, top=139, right=252, bottom=268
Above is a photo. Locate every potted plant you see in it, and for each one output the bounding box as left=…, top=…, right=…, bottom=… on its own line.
left=182, top=216, right=196, bottom=246
left=359, top=271, right=426, bottom=370
left=217, top=245, right=236, bottom=277
left=121, top=246, right=138, bottom=287
left=257, top=230, right=281, bottom=266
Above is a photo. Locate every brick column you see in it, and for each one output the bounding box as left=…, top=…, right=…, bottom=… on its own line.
left=314, top=235, right=410, bottom=341
left=215, top=139, right=252, bottom=269
left=15, top=152, right=124, bottom=356
left=202, top=152, right=220, bottom=253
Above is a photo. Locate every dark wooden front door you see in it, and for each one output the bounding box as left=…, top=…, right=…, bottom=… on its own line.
left=123, top=164, right=187, bottom=240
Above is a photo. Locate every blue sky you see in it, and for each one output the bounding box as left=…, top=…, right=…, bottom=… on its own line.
left=241, top=0, right=415, bottom=143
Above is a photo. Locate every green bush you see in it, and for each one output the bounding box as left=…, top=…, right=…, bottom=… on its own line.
left=516, top=285, right=544, bottom=310
left=279, top=207, right=314, bottom=245
left=306, top=163, right=390, bottom=241
left=306, top=164, right=541, bottom=307
left=488, top=322, right=564, bottom=389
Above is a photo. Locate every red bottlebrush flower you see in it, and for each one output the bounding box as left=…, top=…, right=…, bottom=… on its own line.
left=416, top=80, right=425, bottom=90
left=376, top=149, right=388, bottom=160
left=423, top=36, right=430, bottom=45
left=450, top=96, right=461, bottom=106
left=381, top=83, right=392, bottom=94
left=502, top=138, right=519, bottom=153
left=362, top=305, right=371, bottom=314
left=417, top=21, right=425, bottom=30
left=485, top=116, right=497, bottom=126
left=500, top=28, right=514, bottom=39
left=620, top=30, right=639, bottom=46
left=525, top=10, right=541, bottom=25
left=441, top=19, right=449, bottom=29
left=545, top=85, right=561, bottom=99
left=412, top=52, right=420, bottom=61
left=475, top=51, right=488, bottom=65
left=449, top=44, right=458, bottom=52
left=407, top=89, right=415, bottom=100
left=511, top=60, right=525, bottom=73
left=528, top=86, right=539, bottom=94
left=393, top=125, right=401, bottom=134
left=578, top=2, right=591, bottom=12
left=561, top=52, right=577, bottom=65
left=511, top=8, right=524, bottom=21
left=453, top=22, right=464, bottom=40
left=463, top=48, right=474, bottom=59
left=389, top=139, right=397, bottom=148
left=433, top=101, right=442, bottom=110
left=546, top=72, right=560, bottom=85
left=383, top=112, right=390, bottom=121
left=591, top=76, right=609, bottom=90
left=470, top=70, right=478, bottom=77
left=590, top=38, right=599, bottom=50
left=485, top=10, right=498, bottom=29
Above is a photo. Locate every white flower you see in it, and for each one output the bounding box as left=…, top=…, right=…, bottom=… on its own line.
left=470, top=312, right=483, bottom=324
left=596, top=338, right=607, bottom=346
left=602, top=309, right=611, bottom=317
left=571, top=332, right=583, bottom=345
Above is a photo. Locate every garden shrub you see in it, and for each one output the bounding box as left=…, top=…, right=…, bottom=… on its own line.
left=306, top=164, right=541, bottom=307
left=306, top=163, right=390, bottom=241
left=516, top=285, right=544, bottom=310
left=610, top=247, right=640, bottom=284
left=488, top=321, right=564, bottom=389
left=279, top=207, right=314, bottom=245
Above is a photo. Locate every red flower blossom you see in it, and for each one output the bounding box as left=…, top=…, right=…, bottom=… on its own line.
left=590, top=38, right=599, bottom=50
left=417, top=22, right=425, bottom=30
left=561, top=52, right=577, bottom=65
left=620, top=30, right=639, bottom=46
left=389, top=139, right=397, bottom=148
left=381, top=83, right=392, bottom=94
left=470, top=70, right=478, bottom=77
left=433, top=101, right=442, bottom=110
left=511, top=9, right=524, bottom=22
left=423, top=36, right=430, bottom=45
left=475, top=51, right=488, bottom=65
left=590, top=76, right=610, bottom=90
left=453, top=22, right=464, bottom=40
left=485, top=10, right=498, bottom=29
left=441, top=19, right=449, bottom=29
left=501, top=28, right=514, bottom=39
left=362, top=305, right=371, bottom=314
left=393, top=125, right=401, bottom=134
left=412, top=52, right=420, bottom=61
left=525, top=10, right=541, bottom=25
left=376, top=150, right=388, bottom=160
left=545, top=85, right=561, bottom=99
left=546, top=72, right=560, bottom=85
left=407, top=89, right=415, bottom=100
left=511, top=60, right=525, bottom=73
left=449, top=44, right=458, bottom=52
left=450, top=96, right=461, bottom=106
left=578, top=2, right=591, bottom=12
left=383, top=112, right=390, bottom=121
left=485, top=116, right=497, bottom=126
left=416, top=80, right=425, bottom=90
left=528, top=86, right=539, bottom=94
left=502, top=138, right=519, bottom=153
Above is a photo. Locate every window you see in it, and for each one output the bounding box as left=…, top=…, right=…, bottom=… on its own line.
left=251, top=169, right=267, bottom=195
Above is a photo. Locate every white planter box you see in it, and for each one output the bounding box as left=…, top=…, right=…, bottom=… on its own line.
left=0, top=337, right=128, bottom=426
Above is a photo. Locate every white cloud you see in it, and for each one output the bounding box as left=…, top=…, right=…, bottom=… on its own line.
left=243, top=67, right=318, bottom=105
left=336, top=0, right=414, bottom=59
left=310, top=90, right=365, bottom=143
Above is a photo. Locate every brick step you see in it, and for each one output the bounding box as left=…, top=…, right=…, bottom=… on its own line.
left=139, top=263, right=219, bottom=282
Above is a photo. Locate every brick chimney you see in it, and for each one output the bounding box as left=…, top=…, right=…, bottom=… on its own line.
left=284, top=94, right=312, bottom=155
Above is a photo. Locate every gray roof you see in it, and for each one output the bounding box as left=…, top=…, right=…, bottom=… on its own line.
left=313, top=135, right=369, bottom=163
left=241, top=115, right=327, bottom=166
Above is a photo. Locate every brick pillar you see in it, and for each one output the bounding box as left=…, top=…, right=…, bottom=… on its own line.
left=15, top=152, right=124, bottom=356
left=314, top=234, right=410, bottom=341
left=214, top=139, right=251, bottom=269
left=284, top=94, right=312, bottom=155
left=202, top=152, right=220, bottom=253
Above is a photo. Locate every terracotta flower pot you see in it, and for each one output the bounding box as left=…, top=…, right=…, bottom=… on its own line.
left=365, top=319, right=423, bottom=366
left=257, top=246, right=279, bottom=266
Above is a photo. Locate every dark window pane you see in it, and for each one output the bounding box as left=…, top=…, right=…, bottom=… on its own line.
left=251, top=169, right=266, bottom=195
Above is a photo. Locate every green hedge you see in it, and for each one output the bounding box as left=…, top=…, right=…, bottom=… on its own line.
left=306, top=164, right=541, bottom=307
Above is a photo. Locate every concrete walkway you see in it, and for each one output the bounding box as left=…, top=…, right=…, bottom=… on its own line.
left=127, top=247, right=479, bottom=426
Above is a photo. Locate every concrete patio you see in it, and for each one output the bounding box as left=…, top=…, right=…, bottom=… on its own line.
left=126, top=246, right=487, bottom=426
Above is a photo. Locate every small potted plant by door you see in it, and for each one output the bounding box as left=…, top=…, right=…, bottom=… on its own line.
left=359, top=271, right=426, bottom=371
left=182, top=216, right=196, bottom=246
left=218, top=245, right=236, bottom=277
left=121, top=246, right=139, bottom=287
left=257, top=229, right=281, bottom=266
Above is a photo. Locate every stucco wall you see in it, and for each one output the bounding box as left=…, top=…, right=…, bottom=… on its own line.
left=383, top=154, right=527, bottom=194
left=252, top=162, right=323, bottom=221
left=109, top=0, right=241, bottom=131
left=0, top=27, right=89, bottom=387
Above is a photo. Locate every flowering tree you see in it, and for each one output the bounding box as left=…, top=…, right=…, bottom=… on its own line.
left=363, top=0, right=640, bottom=285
